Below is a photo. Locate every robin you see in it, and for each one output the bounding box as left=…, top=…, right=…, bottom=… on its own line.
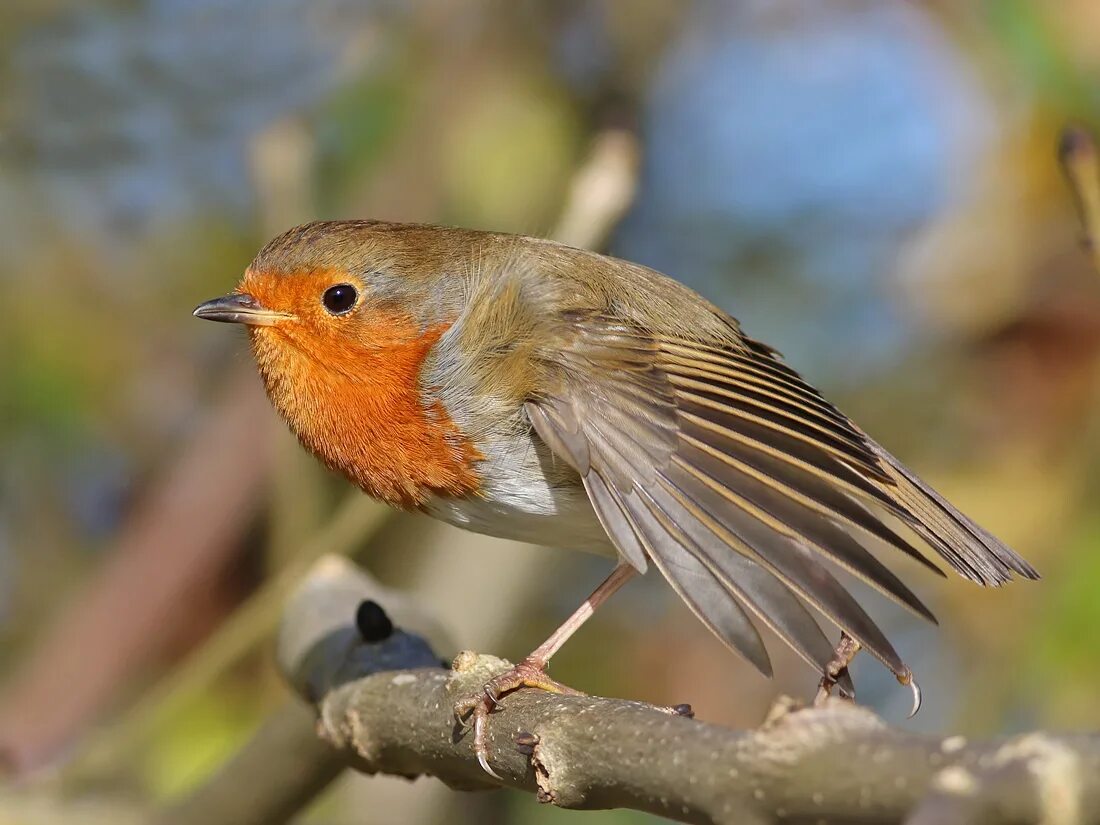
left=195, top=220, right=1037, bottom=776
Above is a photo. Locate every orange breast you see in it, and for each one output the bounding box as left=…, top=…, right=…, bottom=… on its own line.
left=250, top=312, right=482, bottom=509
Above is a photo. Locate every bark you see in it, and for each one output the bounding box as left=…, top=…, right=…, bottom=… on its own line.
left=277, top=557, right=1100, bottom=825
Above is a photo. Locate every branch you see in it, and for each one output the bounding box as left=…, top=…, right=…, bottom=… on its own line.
left=279, top=557, right=1100, bottom=825
left=1060, top=124, right=1100, bottom=275
left=153, top=556, right=449, bottom=825
left=551, top=128, right=639, bottom=250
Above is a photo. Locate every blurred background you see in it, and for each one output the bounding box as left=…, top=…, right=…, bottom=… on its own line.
left=2, top=0, right=1100, bottom=822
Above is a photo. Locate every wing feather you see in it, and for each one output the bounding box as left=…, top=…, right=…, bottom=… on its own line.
left=582, top=470, right=648, bottom=573
left=617, top=486, right=774, bottom=677
left=676, top=427, right=943, bottom=574
left=657, top=461, right=906, bottom=676
left=525, top=312, right=1036, bottom=686
left=672, top=443, right=937, bottom=623
left=634, top=482, right=855, bottom=696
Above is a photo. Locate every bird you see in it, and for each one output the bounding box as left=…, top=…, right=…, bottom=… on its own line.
left=195, top=220, right=1038, bottom=776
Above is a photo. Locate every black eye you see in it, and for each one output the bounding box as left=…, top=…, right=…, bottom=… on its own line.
left=322, top=283, right=358, bottom=315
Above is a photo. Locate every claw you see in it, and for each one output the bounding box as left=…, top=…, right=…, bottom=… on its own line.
left=477, top=750, right=500, bottom=779
left=474, top=713, right=503, bottom=780
left=897, top=667, right=922, bottom=718
left=453, top=697, right=476, bottom=730
left=907, top=675, right=923, bottom=719
left=484, top=685, right=500, bottom=708
left=453, top=658, right=585, bottom=779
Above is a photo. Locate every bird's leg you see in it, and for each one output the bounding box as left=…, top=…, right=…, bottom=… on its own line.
left=454, top=562, right=637, bottom=778
left=812, top=633, right=923, bottom=718
left=814, top=632, right=860, bottom=705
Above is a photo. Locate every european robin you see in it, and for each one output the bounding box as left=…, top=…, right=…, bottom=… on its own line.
left=196, top=221, right=1037, bottom=775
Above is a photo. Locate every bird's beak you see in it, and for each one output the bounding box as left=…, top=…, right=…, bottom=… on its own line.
left=193, top=293, right=293, bottom=326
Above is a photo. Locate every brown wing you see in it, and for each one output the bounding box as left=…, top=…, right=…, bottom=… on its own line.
left=528, top=312, right=1037, bottom=684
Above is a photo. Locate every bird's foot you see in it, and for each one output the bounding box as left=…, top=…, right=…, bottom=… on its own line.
left=814, top=632, right=859, bottom=705
left=453, top=657, right=584, bottom=779
left=812, top=632, right=922, bottom=718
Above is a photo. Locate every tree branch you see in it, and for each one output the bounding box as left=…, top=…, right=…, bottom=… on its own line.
left=279, top=557, right=1100, bottom=825
left=1060, top=124, right=1100, bottom=275
left=153, top=556, right=450, bottom=825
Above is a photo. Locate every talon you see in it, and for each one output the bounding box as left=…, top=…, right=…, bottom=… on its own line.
left=473, top=713, right=503, bottom=779
left=477, top=750, right=501, bottom=779
left=907, top=675, right=922, bottom=718
left=453, top=698, right=475, bottom=728
left=453, top=658, right=586, bottom=778
left=484, top=685, right=499, bottom=708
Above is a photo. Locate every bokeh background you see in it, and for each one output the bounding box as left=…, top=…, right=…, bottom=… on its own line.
left=2, top=0, right=1100, bottom=822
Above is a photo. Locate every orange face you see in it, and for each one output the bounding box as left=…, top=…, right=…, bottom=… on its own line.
left=238, top=266, right=403, bottom=360
left=197, top=265, right=482, bottom=508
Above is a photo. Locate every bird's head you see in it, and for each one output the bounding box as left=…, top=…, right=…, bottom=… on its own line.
left=194, top=221, right=483, bottom=507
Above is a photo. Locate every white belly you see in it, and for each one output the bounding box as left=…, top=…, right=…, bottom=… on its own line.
left=423, top=472, right=615, bottom=555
